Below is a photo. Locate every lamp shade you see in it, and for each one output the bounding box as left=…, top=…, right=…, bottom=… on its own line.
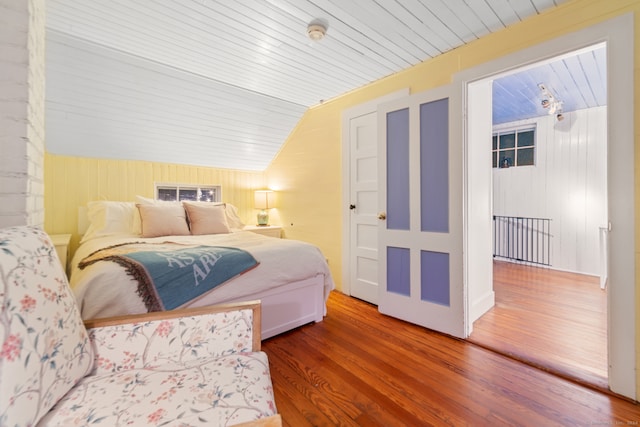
left=254, top=190, right=274, bottom=209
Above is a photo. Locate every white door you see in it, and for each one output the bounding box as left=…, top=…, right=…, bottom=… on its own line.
left=378, top=84, right=465, bottom=338
left=342, top=90, right=409, bottom=304
left=348, top=112, right=379, bottom=304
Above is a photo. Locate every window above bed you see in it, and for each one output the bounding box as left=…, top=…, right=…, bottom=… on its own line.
left=155, top=183, right=222, bottom=202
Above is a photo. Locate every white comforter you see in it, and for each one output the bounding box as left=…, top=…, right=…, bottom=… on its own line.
left=70, top=231, right=334, bottom=319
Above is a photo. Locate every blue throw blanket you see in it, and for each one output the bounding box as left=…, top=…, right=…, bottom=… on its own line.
left=79, top=243, right=259, bottom=311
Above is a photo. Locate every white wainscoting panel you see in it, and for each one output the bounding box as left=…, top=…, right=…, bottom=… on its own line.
left=492, top=106, right=607, bottom=276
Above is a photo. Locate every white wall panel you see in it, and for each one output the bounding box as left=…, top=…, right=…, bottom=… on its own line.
left=493, top=106, right=607, bottom=276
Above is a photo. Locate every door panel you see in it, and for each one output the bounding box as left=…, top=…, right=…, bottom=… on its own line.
left=420, top=98, right=449, bottom=233
left=421, top=250, right=450, bottom=305
left=378, top=84, right=465, bottom=338
left=387, top=246, right=410, bottom=296
left=349, top=112, right=379, bottom=304
left=386, top=108, right=410, bottom=231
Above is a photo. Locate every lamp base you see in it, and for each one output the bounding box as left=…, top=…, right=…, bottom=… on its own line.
left=257, top=210, right=269, bottom=226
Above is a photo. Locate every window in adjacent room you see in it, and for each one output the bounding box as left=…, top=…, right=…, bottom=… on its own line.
left=492, top=126, right=536, bottom=168
left=155, top=183, right=221, bottom=202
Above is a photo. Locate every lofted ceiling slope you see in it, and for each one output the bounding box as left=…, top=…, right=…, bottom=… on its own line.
left=46, top=0, right=570, bottom=171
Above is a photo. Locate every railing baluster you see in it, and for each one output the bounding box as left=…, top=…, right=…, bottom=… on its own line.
left=492, top=215, right=550, bottom=266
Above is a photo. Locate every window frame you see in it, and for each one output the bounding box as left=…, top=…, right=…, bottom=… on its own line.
left=154, top=183, right=222, bottom=202
left=492, top=125, right=536, bottom=169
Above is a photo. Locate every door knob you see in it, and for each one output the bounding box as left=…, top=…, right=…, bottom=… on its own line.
left=349, top=204, right=356, bottom=210
left=378, top=212, right=387, bottom=220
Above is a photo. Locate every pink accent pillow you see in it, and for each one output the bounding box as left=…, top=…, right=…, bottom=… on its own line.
left=183, top=202, right=231, bottom=235
left=136, top=203, right=190, bottom=237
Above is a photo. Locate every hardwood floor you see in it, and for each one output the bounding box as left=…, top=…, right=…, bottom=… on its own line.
left=262, top=291, right=639, bottom=426
left=469, top=261, right=607, bottom=390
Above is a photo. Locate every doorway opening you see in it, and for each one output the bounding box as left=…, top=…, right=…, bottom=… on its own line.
left=460, top=15, right=635, bottom=399
left=466, top=44, right=609, bottom=389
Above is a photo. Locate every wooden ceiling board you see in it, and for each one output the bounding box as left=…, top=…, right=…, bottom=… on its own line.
left=531, top=0, right=559, bottom=11
left=584, top=47, right=607, bottom=106
left=504, top=0, right=539, bottom=20
left=274, top=0, right=424, bottom=68
left=46, top=31, right=304, bottom=171
left=492, top=45, right=607, bottom=124
left=48, top=35, right=302, bottom=124
left=325, top=1, right=439, bottom=61
left=465, top=0, right=509, bottom=31
left=447, top=0, right=496, bottom=38
left=407, top=0, right=481, bottom=44
left=46, top=0, right=571, bottom=170
left=561, top=55, right=595, bottom=107
left=487, top=0, right=526, bottom=25
left=377, top=0, right=460, bottom=54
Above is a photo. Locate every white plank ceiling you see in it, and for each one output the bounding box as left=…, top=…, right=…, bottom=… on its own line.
left=493, top=44, right=607, bottom=125
left=45, top=0, right=582, bottom=171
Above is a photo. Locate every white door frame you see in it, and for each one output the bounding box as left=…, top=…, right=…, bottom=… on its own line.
left=341, top=89, right=409, bottom=296
left=454, top=14, right=635, bottom=400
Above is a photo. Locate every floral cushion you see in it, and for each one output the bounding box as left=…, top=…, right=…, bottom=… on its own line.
left=37, top=309, right=277, bottom=425
left=87, top=309, right=257, bottom=375
left=38, top=351, right=276, bottom=426
left=0, top=226, right=94, bottom=427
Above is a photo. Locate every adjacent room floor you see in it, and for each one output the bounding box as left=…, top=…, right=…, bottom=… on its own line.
left=468, top=260, right=607, bottom=390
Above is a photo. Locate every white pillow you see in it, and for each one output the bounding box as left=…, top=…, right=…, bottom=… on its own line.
left=223, top=203, right=246, bottom=230
left=136, top=204, right=190, bottom=238
left=183, top=202, right=230, bottom=235
left=81, top=201, right=138, bottom=243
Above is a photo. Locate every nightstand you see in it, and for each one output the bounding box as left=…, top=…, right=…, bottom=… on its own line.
left=244, top=225, right=282, bottom=238
left=50, top=233, right=72, bottom=276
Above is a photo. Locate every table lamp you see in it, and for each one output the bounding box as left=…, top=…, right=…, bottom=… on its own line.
left=254, top=190, right=274, bottom=226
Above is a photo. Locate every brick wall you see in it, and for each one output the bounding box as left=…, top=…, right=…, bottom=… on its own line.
left=0, top=0, right=45, bottom=228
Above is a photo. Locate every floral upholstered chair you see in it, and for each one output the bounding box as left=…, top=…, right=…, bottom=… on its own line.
left=0, top=226, right=281, bottom=427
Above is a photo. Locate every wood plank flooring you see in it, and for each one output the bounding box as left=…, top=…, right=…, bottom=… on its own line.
left=469, top=261, right=607, bottom=390
left=262, top=291, right=639, bottom=426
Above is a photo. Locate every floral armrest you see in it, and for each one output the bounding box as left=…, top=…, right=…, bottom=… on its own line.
left=84, top=301, right=261, bottom=375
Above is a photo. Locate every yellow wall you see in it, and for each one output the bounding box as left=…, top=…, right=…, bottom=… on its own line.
left=44, top=153, right=265, bottom=254
left=264, top=0, right=640, bottom=393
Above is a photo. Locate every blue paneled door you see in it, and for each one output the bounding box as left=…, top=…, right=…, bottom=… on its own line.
left=377, top=85, right=465, bottom=338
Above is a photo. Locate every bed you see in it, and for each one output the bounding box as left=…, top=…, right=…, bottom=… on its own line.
left=68, top=198, right=335, bottom=340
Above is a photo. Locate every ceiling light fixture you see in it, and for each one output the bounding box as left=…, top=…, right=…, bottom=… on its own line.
left=307, top=22, right=327, bottom=41
left=538, top=83, right=564, bottom=121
